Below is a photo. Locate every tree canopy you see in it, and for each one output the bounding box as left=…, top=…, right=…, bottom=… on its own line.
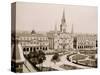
left=28, top=50, right=46, bottom=66
left=51, top=53, right=60, bottom=64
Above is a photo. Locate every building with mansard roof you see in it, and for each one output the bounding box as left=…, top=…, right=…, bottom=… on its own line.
left=73, top=33, right=97, bottom=54
left=16, top=32, right=49, bottom=55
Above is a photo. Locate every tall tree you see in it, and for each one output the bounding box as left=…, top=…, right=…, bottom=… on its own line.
left=28, top=50, right=46, bottom=70
left=51, top=53, right=60, bottom=64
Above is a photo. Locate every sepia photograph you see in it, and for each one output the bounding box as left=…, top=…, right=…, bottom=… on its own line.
left=11, top=2, right=98, bottom=73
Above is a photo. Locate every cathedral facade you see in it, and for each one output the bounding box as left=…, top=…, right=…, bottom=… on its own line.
left=52, top=10, right=73, bottom=50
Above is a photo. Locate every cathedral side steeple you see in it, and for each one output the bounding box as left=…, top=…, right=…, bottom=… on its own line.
left=55, top=22, right=57, bottom=32
left=71, top=24, right=74, bottom=34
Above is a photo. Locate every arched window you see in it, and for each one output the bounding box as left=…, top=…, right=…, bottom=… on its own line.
left=23, top=48, right=26, bottom=51
left=34, top=47, right=36, bottom=51
left=27, top=48, right=29, bottom=51
left=30, top=47, right=32, bottom=52
left=45, top=47, right=47, bottom=50
left=37, top=47, right=39, bottom=50
left=43, top=47, right=44, bottom=50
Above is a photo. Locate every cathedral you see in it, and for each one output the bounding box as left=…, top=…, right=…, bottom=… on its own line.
left=53, top=10, right=73, bottom=50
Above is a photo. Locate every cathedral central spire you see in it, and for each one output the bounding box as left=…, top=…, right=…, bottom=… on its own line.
left=62, top=9, right=66, bottom=23
left=60, top=9, right=67, bottom=33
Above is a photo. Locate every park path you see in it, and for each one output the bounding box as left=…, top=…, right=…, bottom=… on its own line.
left=42, top=55, right=66, bottom=70
left=60, top=55, right=91, bottom=69
left=42, top=55, right=91, bottom=71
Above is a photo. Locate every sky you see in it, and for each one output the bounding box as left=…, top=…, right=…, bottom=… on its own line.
left=16, top=2, right=98, bottom=34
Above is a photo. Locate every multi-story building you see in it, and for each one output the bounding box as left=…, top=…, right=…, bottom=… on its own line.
left=47, top=31, right=55, bottom=50
left=16, top=32, right=49, bottom=55
left=54, top=32, right=73, bottom=50
left=73, top=34, right=97, bottom=50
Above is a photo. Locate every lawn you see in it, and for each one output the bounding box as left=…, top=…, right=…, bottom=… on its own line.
left=72, top=54, right=87, bottom=61
left=78, top=59, right=97, bottom=67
